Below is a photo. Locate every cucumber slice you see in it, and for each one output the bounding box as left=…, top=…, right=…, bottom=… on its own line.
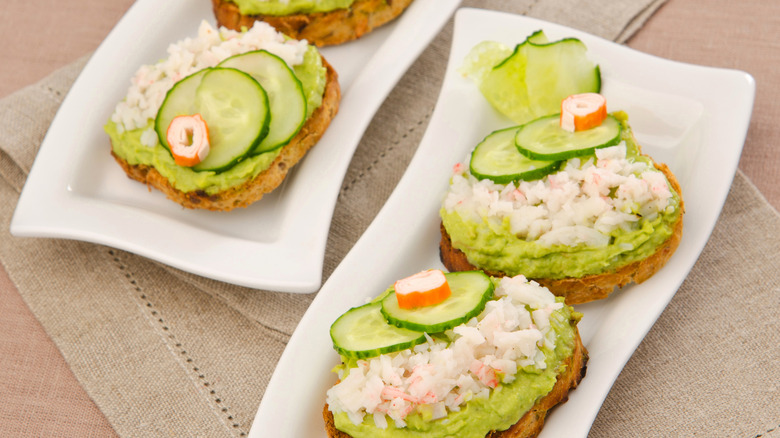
left=479, top=42, right=532, bottom=123
left=155, top=67, right=271, bottom=172
left=330, top=302, right=426, bottom=359
left=218, top=50, right=306, bottom=155
left=470, top=126, right=562, bottom=184
left=460, top=40, right=514, bottom=84
left=155, top=69, right=209, bottom=152
left=525, top=38, right=601, bottom=118
left=526, top=29, right=549, bottom=44
left=192, top=68, right=270, bottom=172
left=515, top=114, right=622, bottom=161
left=473, top=31, right=600, bottom=125
left=381, top=271, right=494, bottom=333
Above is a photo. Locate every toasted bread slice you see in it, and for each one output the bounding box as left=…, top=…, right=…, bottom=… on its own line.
left=111, top=57, right=339, bottom=212
left=323, top=327, right=588, bottom=438
left=211, top=0, right=414, bottom=47
left=440, top=161, right=684, bottom=305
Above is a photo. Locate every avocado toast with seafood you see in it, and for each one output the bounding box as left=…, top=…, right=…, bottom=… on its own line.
left=439, top=112, right=684, bottom=304
left=323, top=269, right=587, bottom=437
left=106, top=20, right=340, bottom=211
left=439, top=32, right=684, bottom=304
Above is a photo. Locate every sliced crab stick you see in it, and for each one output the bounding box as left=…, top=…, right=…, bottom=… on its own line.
left=394, top=269, right=452, bottom=309
left=167, top=114, right=211, bottom=167
left=560, top=93, right=607, bottom=132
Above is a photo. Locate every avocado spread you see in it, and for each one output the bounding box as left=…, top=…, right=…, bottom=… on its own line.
left=333, top=299, right=579, bottom=437
left=441, top=113, right=682, bottom=279
left=229, top=0, right=356, bottom=16
left=106, top=45, right=326, bottom=195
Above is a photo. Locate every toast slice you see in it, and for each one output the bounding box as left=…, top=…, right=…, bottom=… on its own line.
left=323, top=326, right=588, bottom=438
left=440, top=161, right=684, bottom=305
left=211, top=0, right=415, bottom=47
left=111, top=57, right=340, bottom=212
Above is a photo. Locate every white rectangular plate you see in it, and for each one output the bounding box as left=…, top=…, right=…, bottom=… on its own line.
left=249, top=8, right=755, bottom=437
left=10, top=0, right=461, bottom=293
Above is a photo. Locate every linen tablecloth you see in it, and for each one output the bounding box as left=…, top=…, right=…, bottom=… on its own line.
left=2, top=0, right=778, bottom=437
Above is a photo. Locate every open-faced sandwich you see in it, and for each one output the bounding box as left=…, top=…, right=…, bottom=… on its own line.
left=211, top=0, right=415, bottom=47
left=323, top=269, right=587, bottom=437
left=439, top=33, right=684, bottom=304
left=106, top=20, right=340, bottom=211
left=439, top=100, right=684, bottom=304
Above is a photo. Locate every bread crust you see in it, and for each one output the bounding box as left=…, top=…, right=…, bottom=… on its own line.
left=439, top=161, right=684, bottom=305
left=323, top=326, right=588, bottom=438
left=211, top=0, right=415, bottom=46
left=110, top=57, right=340, bottom=212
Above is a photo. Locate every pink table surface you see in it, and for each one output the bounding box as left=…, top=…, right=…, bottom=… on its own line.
left=1, top=0, right=778, bottom=436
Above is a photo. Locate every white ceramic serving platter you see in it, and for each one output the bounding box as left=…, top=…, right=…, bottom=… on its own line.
left=10, top=0, right=461, bottom=293
left=249, top=7, right=755, bottom=437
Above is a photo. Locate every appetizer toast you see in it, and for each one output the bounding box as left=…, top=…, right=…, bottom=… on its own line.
left=106, top=21, right=341, bottom=211
left=211, top=0, right=415, bottom=46
left=439, top=113, right=684, bottom=305
left=441, top=33, right=684, bottom=304
left=323, top=271, right=588, bottom=437
left=111, top=60, right=339, bottom=211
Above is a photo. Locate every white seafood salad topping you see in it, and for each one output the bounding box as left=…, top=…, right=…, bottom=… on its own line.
left=110, top=20, right=309, bottom=144
left=443, top=144, right=675, bottom=248
left=326, top=276, right=564, bottom=429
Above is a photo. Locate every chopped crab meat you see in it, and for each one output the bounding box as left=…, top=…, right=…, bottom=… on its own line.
left=469, top=360, right=499, bottom=388
left=381, top=386, right=417, bottom=403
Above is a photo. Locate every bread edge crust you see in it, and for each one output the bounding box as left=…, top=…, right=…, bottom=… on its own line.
left=439, top=161, right=685, bottom=305
left=211, top=0, right=415, bottom=47
left=110, top=56, right=340, bottom=212
left=322, top=326, right=588, bottom=438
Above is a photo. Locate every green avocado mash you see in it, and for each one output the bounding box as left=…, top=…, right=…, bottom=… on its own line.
left=105, top=45, right=326, bottom=195
left=228, top=0, right=355, bottom=16
left=441, top=113, right=683, bottom=279
left=333, top=297, right=579, bottom=437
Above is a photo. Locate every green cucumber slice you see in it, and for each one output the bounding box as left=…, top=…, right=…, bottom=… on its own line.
left=381, top=271, right=494, bottom=333
left=479, top=42, right=532, bottom=123
left=460, top=41, right=514, bottom=84
left=524, top=38, right=601, bottom=118
left=155, top=69, right=208, bottom=152
left=470, top=31, right=600, bottom=125
left=515, top=114, right=622, bottom=161
left=525, top=29, right=549, bottom=44
left=192, top=68, right=270, bottom=172
left=155, top=67, right=271, bottom=172
left=330, top=302, right=426, bottom=359
left=470, top=126, right=562, bottom=184
left=218, top=50, right=306, bottom=155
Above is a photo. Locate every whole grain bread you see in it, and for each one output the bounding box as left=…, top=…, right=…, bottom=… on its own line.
left=440, top=161, right=684, bottom=305
left=111, top=57, right=340, bottom=212
left=323, top=325, right=588, bottom=438
left=211, top=0, right=414, bottom=46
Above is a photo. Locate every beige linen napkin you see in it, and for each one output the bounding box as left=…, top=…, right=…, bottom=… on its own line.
left=5, top=0, right=778, bottom=437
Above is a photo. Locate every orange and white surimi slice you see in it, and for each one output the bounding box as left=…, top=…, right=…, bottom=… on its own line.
left=394, top=269, right=452, bottom=309
left=560, top=93, right=607, bottom=132
left=167, top=114, right=211, bottom=167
